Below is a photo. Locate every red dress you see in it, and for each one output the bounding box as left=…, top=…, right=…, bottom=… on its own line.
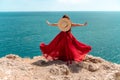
left=40, top=29, right=91, bottom=64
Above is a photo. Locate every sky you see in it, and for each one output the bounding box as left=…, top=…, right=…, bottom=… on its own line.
left=0, top=0, right=120, bottom=11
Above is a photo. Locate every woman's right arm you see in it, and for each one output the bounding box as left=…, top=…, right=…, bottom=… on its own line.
left=71, top=22, right=87, bottom=27
left=46, top=21, right=58, bottom=26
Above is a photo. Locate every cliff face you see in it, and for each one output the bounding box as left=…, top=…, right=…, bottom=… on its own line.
left=0, top=54, right=120, bottom=80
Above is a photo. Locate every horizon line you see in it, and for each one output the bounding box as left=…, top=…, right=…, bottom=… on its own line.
left=0, top=10, right=120, bottom=12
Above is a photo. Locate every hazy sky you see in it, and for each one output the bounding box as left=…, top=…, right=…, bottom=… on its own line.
left=0, top=0, right=120, bottom=11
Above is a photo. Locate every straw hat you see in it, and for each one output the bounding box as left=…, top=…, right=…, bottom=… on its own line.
left=58, top=18, right=72, bottom=32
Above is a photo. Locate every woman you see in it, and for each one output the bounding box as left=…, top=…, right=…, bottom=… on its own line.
left=40, top=15, right=91, bottom=65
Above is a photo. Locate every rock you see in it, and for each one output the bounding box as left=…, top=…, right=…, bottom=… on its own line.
left=6, top=55, right=16, bottom=60
left=0, top=54, right=120, bottom=80
left=115, top=72, right=120, bottom=80
left=102, top=64, right=111, bottom=70
left=5, top=54, right=20, bottom=60
left=84, top=55, right=103, bottom=63
left=88, top=64, right=99, bottom=72
left=49, top=66, right=60, bottom=75
left=59, top=65, right=70, bottom=75
left=49, top=65, right=70, bottom=75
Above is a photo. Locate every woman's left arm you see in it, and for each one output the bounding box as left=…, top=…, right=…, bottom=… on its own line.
left=46, top=21, right=58, bottom=26
left=71, top=22, right=87, bottom=27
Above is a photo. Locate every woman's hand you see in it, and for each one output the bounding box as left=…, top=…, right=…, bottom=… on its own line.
left=84, top=22, right=87, bottom=26
left=46, top=20, right=51, bottom=26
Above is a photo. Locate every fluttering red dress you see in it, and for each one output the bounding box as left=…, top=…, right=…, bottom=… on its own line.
left=40, top=29, right=91, bottom=64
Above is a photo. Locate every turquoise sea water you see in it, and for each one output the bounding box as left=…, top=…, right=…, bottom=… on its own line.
left=0, top=11, right=120, bottom=63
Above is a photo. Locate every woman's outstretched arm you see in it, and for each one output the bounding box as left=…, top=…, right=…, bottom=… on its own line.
left=71, top=22, right=87, bottom=27
left=46, top=21, right=58, bottom=26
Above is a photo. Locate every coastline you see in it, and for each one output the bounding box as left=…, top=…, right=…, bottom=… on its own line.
left=0, top=54, right=120, bottom=80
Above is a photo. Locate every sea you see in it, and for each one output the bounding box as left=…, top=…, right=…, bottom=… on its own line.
left=0, top=11, right=120, bottom=64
